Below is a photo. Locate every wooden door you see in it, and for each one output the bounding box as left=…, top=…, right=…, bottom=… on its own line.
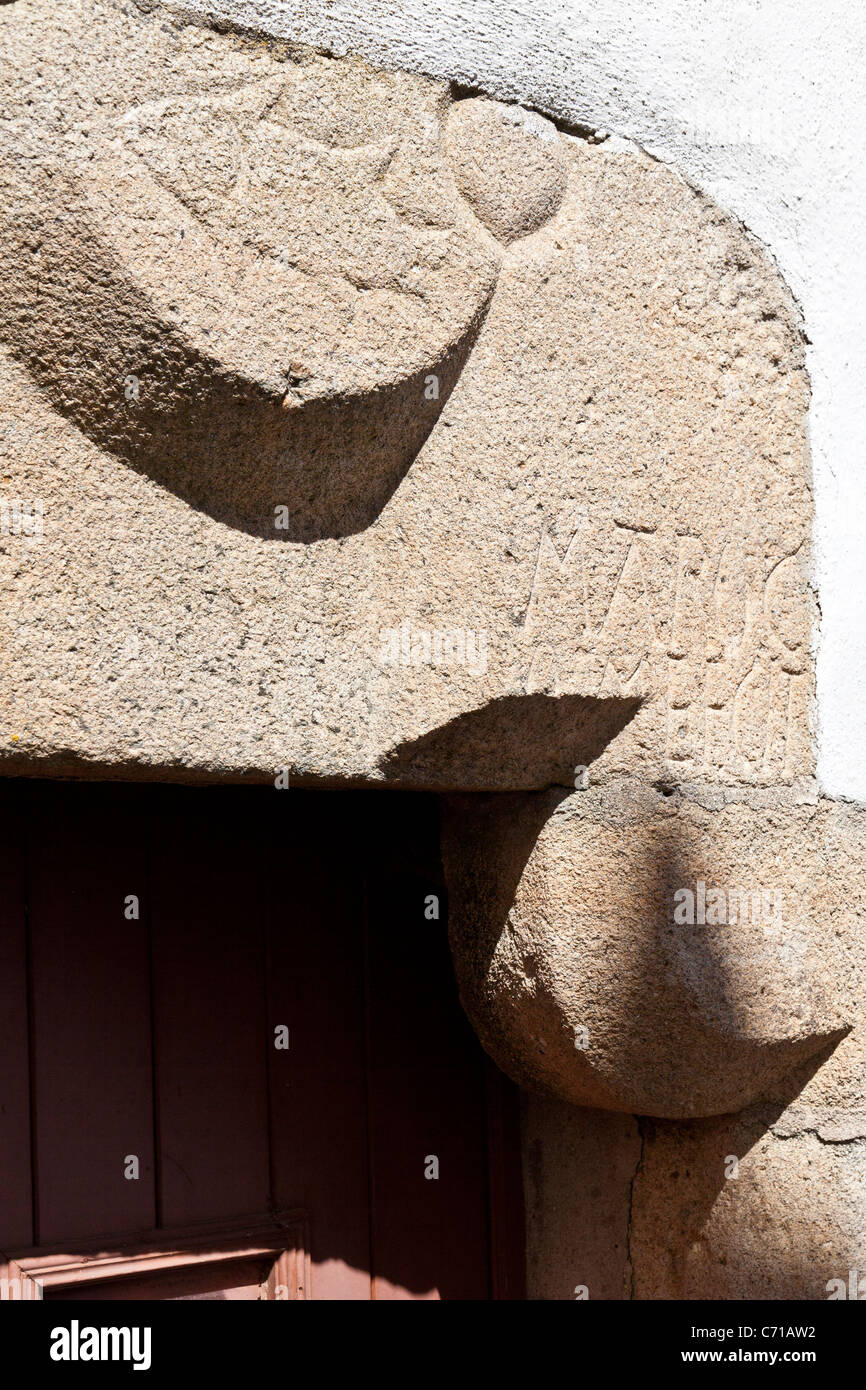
left=0, top=780, right=523, bottom=1300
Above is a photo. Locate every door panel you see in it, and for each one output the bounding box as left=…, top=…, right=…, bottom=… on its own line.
left=365, top=797, right=491, bottom=1299
left=267, top=795, right=372, bottom=1300
left=149, top=793, right=270, bottom=1226
left=0, top=784, right=31, bottom=1248
left=26, top=784, right=155, bottom=1242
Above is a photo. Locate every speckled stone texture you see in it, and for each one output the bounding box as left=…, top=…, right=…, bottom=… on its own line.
left=443, top=784, right=864, bottom=1116
left=0, top=0, right=813, bottom=793
left=2, top=0, right=865, bottom=1301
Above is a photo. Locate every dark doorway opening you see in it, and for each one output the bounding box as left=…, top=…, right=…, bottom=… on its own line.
left=0, top=780, right=524, bottom=1300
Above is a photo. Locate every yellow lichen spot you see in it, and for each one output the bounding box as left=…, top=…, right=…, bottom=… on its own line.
left=10, top=735, right=19, bottom=743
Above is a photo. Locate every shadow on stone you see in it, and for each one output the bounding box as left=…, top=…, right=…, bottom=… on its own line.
left=379, top=693, right=642, bottom=790
left=442, top=783, right=850, bottom=1118
left=0, top=161, right=489, bottom=542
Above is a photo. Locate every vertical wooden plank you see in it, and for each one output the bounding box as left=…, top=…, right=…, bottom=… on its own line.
left=365, top=793, right=491, bottom=1301
left=484, top=1058, right=526, bottom=1300
left=0, top=781, right=33, bottom=1249
left=150, top=786, right=270, bottom=1227
left=267, top=792, right=372, bottom=1300
left=28, top=782, right=155, bottom=1242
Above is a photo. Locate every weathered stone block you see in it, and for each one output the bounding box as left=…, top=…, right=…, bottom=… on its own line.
left=0, top=0, right=813, bottom=793
left=444, top=785, right=862, bottom=1116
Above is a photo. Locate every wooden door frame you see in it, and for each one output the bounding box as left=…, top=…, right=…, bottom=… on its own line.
left=0, top=1210, right=309, bottom=1301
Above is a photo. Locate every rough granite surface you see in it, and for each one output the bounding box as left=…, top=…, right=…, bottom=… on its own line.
left=0, top=0, right=814, bottom=792
left=1, top=0, right=864, bottom=1298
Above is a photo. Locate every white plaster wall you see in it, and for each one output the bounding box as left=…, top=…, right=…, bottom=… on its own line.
left=168, top=0, right=866, bottom=802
